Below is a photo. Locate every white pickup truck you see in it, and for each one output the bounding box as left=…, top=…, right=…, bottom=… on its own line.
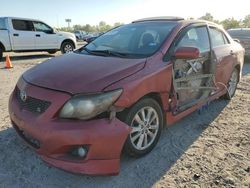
left=0, top=17, right=77, bottom=60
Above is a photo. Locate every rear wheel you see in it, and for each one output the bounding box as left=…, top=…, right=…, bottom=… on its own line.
left=61, top=41, right=74, bottom=54
left=47, top=50, right=57, bottom=54
left=120, top=98, right=163, bottom=157
left=224, top=68, right=239, bottom=100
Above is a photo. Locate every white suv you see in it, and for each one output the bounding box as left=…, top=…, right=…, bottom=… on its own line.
left=0, top=17, right=77, bottom=60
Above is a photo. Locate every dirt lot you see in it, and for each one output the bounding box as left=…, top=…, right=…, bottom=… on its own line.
left=0, top=51, right=249, bottom=188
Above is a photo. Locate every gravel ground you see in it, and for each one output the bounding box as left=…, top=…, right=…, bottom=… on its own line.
left=0, top=51, right=249, bottom=188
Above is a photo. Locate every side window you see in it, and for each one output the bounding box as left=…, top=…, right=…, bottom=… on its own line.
left=12, top=19, right=33, bottom=31
left=33, top=22, right=52, bottom=33
left=176, top=26, right=210, bottom=53
left=209, top=28, right=229, bottom=47
left=0, top=18, right=6, bottom=30
left=241, top=30, right=250, bottom=37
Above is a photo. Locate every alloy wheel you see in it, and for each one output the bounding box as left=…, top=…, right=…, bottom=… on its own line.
left=64, top=44, right=73, bottom=53
left=228, top=69, right=238, bottom=97
left=129, top=107, right=159, bottom=150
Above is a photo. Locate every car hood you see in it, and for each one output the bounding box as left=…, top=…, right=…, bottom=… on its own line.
left=57, top=31, right=76, bottom=40
left=23, top=53, right=146, bottom=94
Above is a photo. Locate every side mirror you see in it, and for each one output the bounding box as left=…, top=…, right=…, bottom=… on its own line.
left=233, top=38, right=240, bottom=43
left=46, top=28, right=56, bottom=34
left=51, top=28, right=56, bottom=34
left=44, top=29, right=53, bottom=34
left=174, top=47, right=200, bottom=59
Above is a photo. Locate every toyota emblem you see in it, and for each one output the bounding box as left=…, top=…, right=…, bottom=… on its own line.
left=20, top=90, right=27, bottom=102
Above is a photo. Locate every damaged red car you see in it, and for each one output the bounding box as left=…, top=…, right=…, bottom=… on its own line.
left=9, top=17, right=245, bottom=175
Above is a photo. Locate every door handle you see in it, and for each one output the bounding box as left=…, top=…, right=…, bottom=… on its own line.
left=13, top=33, right=19, bottom=37
left=36, top=34, right=41, bottom=37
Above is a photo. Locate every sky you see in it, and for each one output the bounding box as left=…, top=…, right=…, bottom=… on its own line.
left=0, top=0, right=249, bottom=28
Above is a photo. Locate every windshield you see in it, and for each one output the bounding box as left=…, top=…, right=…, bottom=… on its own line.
left=77, top=21, right=178, bottom=58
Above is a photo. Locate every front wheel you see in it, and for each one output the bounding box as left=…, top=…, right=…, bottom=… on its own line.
left=61, top=41, right=74, bottom=54
left=120, top=98, right=163, bottom=157
left=223, top=68, right=239, bottom=100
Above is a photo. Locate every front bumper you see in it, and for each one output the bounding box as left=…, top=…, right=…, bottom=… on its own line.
left=9, top=78, right=130, bottom=175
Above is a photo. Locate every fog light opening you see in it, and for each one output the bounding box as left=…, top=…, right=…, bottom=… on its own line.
left=71, top=146, right=88, bottom=158
left=77, top=147, right=87, bottom=157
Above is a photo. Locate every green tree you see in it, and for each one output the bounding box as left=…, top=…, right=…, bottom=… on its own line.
left=199, top=13, right=214, bottom=21
left=199, top=13, right=220, bottom=24
left=57, top=27, right=73, bottom=32
left=221, top=18, right=241, bottom=30
left=83, top=24, right=95, bottom=32
left=243, top=14, right=250, bottom=27
left=97, top=21, right=112, bottom=32
left=114, top=22, right=123, bottom=27
left=73, top=24, right=84, bottom=31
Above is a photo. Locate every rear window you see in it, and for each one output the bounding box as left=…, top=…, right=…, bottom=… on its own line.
left=228, top=29, right=250, bottom=37
left=242, top=30, right=250, bottom=36
left=0, top=18, right=6, bottom=30
left=12, top=19, right=34, bottom=31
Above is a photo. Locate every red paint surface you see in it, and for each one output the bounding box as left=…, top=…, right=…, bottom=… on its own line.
left=9, top=79, right=130, bottom=175
left=9, top=20, right=245, bottom=175
left=174, top=47, right=200, bottom=59
left=23, top=53, right=146, bottom=94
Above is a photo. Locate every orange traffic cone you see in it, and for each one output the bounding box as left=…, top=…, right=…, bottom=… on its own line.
left=5, top=55, right=13, bottom=69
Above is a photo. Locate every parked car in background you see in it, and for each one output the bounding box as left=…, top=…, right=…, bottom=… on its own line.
left=9, top=17, right=244, bottom=175
left=82, top=33, right=95, bottom=41
left=227, top=28, right=250, bottom=55
left=85, top=32, right=104, bottom=43
left=0, top=17, right=77, bottom=60
left=74, top=30, right=87, bottom=41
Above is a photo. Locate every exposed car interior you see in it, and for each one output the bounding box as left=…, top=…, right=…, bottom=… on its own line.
left=172, top=26, right=216, bottom=112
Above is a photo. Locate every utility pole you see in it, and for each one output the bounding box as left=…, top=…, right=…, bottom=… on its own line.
left=65, top=19, right=72, bottom=29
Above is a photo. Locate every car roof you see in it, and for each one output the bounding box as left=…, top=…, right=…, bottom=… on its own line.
left=132, top=16, right=184, bottom=23
left=131, top=17, right=221, bottom=28
left=0, top=16, right=42, bottom=22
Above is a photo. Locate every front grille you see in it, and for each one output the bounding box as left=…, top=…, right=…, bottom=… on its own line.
left=16, top=87, right=51, bottom=114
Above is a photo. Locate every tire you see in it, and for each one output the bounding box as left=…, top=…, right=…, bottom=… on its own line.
left=47, top=50, right=57, bottom=54
left=223, top=68, right=239, bottom=100
left=0, top=47, right=3, bottom=62
left=61, top=41, right=74, bottom=54
left=120, top=98, right=163, bottom=157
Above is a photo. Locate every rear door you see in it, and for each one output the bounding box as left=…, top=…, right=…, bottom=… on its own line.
left=11, top=19, right=35, bottom=50
left=0, top=17, right=11, bottom=51
left=33, top=21, right=59, bottom=50
left=209, top=27, right=235, bottom=91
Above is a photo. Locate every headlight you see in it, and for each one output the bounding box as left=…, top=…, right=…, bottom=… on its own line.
left=59, top=89, right=122, bottom=120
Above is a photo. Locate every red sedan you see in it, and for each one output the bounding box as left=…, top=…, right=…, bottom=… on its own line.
left=9, top=17, right=245, bottom=175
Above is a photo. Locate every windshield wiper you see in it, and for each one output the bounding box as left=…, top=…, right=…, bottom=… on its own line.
left=79, top=47, right=94, bottom=54
left=78, top=47, right=145, bottom=58
left=77, top=47, right=128, bottom=58
left=91, top=50, right=131, bottom=58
